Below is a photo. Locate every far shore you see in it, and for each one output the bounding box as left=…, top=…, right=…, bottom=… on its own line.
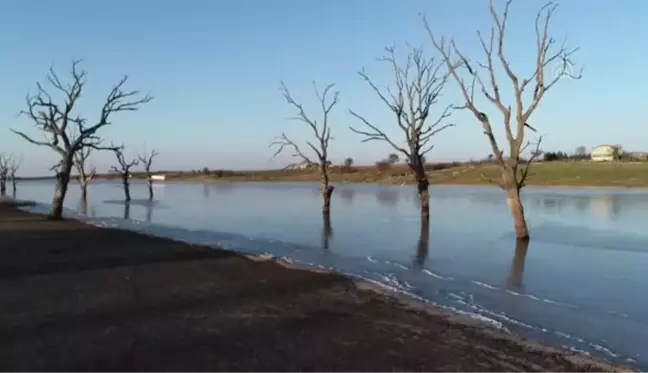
left=18, top=161, right=648, bottom=189
left=119, top=161, right=648, bottom=189
left=0, top=203, right=632, bottom=371
left=146, top=177, right=648, bottom=190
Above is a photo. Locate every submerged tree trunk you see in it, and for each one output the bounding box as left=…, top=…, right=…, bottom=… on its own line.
left=146, top=202, right=153, bottom=223
left=320, top=165, right=335, bottom=216
left=122, top=174, right=131, bottom=202
left=322, top=186, right=334, bottom=215
left=0, top=179, right=6, bottom=196
left=321, top=212, right=333, bottom=250
left=49, top=159, right=73, bottom=220
left=79, top=196, right=88, bottom=215
left=11, top=178, right=17, bottom=197
left=414, top=164, right=430, bottom=221
left=505, top=187, right=529, bottom=240
left=80, top=181, right=88, bottom=202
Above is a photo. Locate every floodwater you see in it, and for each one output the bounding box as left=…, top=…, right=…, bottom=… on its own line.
left=13, top=180, right=648, bottom=369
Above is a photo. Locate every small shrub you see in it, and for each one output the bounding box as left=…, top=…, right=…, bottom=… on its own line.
left=375, top=160, right=391, bottom=171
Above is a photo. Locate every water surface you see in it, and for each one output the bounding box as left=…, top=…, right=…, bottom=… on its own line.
left=14, top=180, right=648, bottom=369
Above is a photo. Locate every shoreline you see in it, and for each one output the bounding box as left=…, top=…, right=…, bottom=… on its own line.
left=0, top=203, right=633, bottom=371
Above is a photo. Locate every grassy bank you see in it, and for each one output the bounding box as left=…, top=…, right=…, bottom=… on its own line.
left=0, top=205, right=629, bottom=371
left=154, top=161, right=648, bottom=188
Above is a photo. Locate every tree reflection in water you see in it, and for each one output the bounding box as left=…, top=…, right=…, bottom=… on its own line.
left=339, top=188, right=355, bottom=203
left=506, top=239, right=530, bottom=291
left=413, top=217, right=430, bottom=269
left=375, top=189, right=398, bottom=207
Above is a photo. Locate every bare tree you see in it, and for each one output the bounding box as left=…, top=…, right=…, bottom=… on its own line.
left=574, top=146, right=587, bottom=157
left=349, top=46, right=454, bottom=221
left=271, top=81, right=339, bottom=217
left=387, top=153, right=400, bottom=164
left=0, top=154, right=9, bottom=196
left=8, top=155, right=22, bottom=197
left=138, top=149, right=159, bottom=200
left=10, top=60, right=152, bottom=219
left=111, top=147, right=139, bottom=202
left=74, top=147, right=99, bottom=202
left=425, top=0, right=580, bottom=240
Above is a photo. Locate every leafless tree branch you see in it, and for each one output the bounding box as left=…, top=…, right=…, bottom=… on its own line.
left=350, top=45, right=455, bottom=220
left=74, top=147, right=96, bottom=186
left=275, top=81, right=339, bottom=164
left=0, top=154, right=10, bottom=177
left=349, top=46, right=454, bottom=166
left=270, top=132, right=315, bottom=169
left=424, top=0, right=579, bottom=240
left=273, top=81, right=339, bottom=213
left=518, top=135, right=544, bottom=187
left=111, top=147, right=139, bottom=175
left=139, top=149, right=159, bottom=200
left=138, top=149, right=159, bottom=173
left=10, top=60, right=152, bottom=217
left=12, top=59, right=153, bottom=155
left=424, top=0, right=579, bottom=190
left=111, top=146, right=138, bottom=202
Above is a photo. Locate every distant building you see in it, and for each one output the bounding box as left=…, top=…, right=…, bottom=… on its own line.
left=590, top=145, right=618, bottom=162
left=627, top=151, right=648, bottom=161
left=150, top=174, right=166, bottom=181
left=294, top=160, right=318, bottom=170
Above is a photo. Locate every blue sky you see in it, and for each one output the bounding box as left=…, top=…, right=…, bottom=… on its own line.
left=1, top=0, right=646, bottom=176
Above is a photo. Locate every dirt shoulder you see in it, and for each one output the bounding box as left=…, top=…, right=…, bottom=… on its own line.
left=0, top=205, right=630, bottom=371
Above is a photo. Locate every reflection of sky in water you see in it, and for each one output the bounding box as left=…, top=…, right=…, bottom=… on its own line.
left=13, top=181, right=648, bottom=369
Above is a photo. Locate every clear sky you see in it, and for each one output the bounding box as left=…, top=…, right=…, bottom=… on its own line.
left=1, top=0, right=646, bottom=176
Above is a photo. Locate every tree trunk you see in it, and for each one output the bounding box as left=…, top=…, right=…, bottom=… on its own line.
left=415, top=168, right=430, bottom=221
left=505, top=187, right=530, bottom=240
left=49, top=160, right=73, bottom=220
left=321, top=212, right=333, bottom=250
left=320, top=164, right=335, bottom=216
left=11, top=178, right=17, bottom=197
left=80, top=182, right=88, bottom=202
left=322, top=185, right=334, bottom=215
left=79, top=196, right=88, bottom=215
left=146, top=203, right=153, bottom=223
left=123, top=202, right=131, bottom=219
left=147, top=179, right=154, bottom=200
left=122, top=174, right=131, bottom=202
left=0, top=179, right=6, bottom=196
